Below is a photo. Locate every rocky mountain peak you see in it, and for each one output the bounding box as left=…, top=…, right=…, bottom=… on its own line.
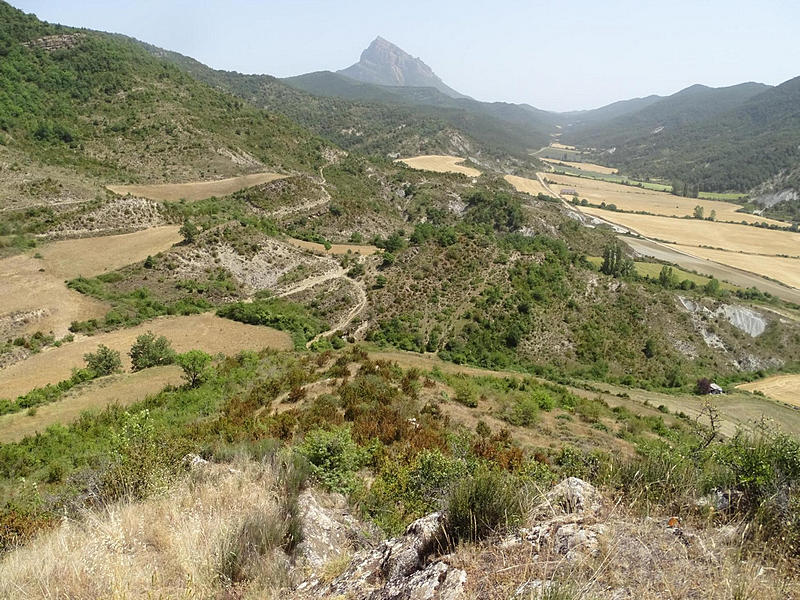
left=338, top=36, right=467, bottom=99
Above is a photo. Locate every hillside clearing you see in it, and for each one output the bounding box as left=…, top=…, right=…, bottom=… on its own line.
left=584, top=256, right=740, bottom=291
left=579, top=207, right=800, bottom=257
left=395, top=155, right=481, bottom=177
left=107, top=172, right=287, bottom=202
left=669, top=245, right=800, bottom=290
left=736, top=375, right=800, bottom=408
left=0, top=227, right=182, bottom=340
left=0, top=313, right=292, bottom=400
left=548, top=173, right=784, bottom=226
left=541, top=157, right=618, bottom=174
left=0, top=366, right=182, bottom=443
left=503, top=174, right=552, bottom=197
left=285, top=238, right=379, bottom=256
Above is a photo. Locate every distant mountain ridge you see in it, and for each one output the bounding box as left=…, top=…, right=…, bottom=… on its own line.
left=338, top=36, right=468, bottom=99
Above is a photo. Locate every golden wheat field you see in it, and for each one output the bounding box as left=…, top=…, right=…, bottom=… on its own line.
left=504, top=175, right=553, bottom=197
left=0, top=227, right=181, bottom=339
left=737, top=375, right=800, bottom=408
left=578, top=206, right=800, bottom=257
left=107, top=172, right=286, bottom=202
left=396, top=155, right=481, bottom=177
left=670, top=245, right=800, bottom=290
left=0, top=313, right=292, bottom=400
left=547, top=173, right=785, bottom=226
left=550, top=142, right=577, bottom=150
left=540, top=158, right=619, bottom=175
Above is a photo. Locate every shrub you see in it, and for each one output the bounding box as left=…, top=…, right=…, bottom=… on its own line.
left=299, top=427, right=367, bottom=494
left=176, top=350, right=212, bottom=387
left=129, top=331, right=176, bottom=371
left=83, top=344, right=122, bottom=376
left=446, top=468, right=522, bottom=544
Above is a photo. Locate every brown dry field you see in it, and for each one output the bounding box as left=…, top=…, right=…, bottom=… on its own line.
left=395, top=155, right=481, bottom=177
left=107, top=172, right=286, bottom=202
left=540, top=158, right=618, bottom=175
left=549, top=142, right=576, bottom=150
left=285, top=238, right=379, bottom=256
left=0, top=313, right=292, bottom=400
left=547, top=173, right=785, bottom=226
left=578, top=206, right=800, bottom=257
left=0, top=227, right=181, bottom=339
left=0, top=366, right=182, bottom=443
left=503, top=175, right=552, bottom=197
left=737, top=375, right=800, bottom=408
left=669, top=244, right=800, bottom=290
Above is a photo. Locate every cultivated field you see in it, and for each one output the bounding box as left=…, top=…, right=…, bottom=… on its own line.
left=286, top=238, right=379, bottom=256
left=0, top=366, right=182, bottom=443
left=546, top=173, right=784, bottom=226
left=579, top=207, right=800, bottom=257
left=737, top=375, right=800, bottom=408
left=0, top=227, right=181, bottom=339
left=541, top=158, right=618, bottom=175
left=550, top=143, right=577, bottom=150
left=0, top=313, right=292, bottom=400
left=585, top=256, right=740, bottom=291
left=107, top=172, right=286, bottom=202
left=396, top=155, right=481, bottom=177
left=670, top=245, right=800, bottom=290
left=504, top=175, right=553, bottom=197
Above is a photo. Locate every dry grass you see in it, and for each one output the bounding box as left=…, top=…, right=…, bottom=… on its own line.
left=1, top=227, right=181, bottom=339
left=504, top=175, right=553, bottom=197
left=285, top=237, right=379, bottom=256
left=0, top=366, right=182, bottom=443
left=548, top=173, right=785, bottom=226
left=550, top=143, right=577, bottom=150
left=107, top=172, right=286, bottom=202
left=0, top=313, right=292, bottom=399
left=578, top=206, right=800, bottom=257
left=737, top=374, right=800, bottom=408
left=669, top=245, right=800, bottom=290
left=0, top=459, right=289, bottom=599
left=541, top=158, right=618, bottom=175
left=396, top=155, right=481, bottom=177
left=454, top=501, right=798, bottom=599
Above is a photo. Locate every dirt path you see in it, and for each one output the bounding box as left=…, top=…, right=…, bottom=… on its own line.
left=268, top=166, right=330, bottom=219
left=307, top=278, right=368, bottom=346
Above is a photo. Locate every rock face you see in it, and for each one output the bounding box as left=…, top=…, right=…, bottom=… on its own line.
left=339, top=36, right=466, bottom=99
left=22, top=33, right=86, bottom=52
left=297, top=512, right=466, bottom=599
left=503, top=477, right=606, bottom=562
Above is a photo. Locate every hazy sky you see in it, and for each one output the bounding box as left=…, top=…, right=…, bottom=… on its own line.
left=11, top=0, right=800, bottom=111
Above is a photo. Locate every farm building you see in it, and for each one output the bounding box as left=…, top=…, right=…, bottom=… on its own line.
left=709, top=383, right=724, bottom=394
left=560, top=188, right=578, bottom=196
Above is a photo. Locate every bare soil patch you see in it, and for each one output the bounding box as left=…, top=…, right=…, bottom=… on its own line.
left=107, top=172, right=286, bottom=202
left=396, top=155, right=481, bottom=177
left=0, top=313, right=292, bottom=399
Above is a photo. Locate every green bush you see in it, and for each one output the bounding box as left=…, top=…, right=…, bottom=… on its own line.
left=299, top=427, right=367, bottom=495
left=129, top=331, right=176, bottom=371
left=83, top=344, right=122, bottom=376
left=176, top=350, right=212, bottom=388
left=446, top=468, right=522, bottom=544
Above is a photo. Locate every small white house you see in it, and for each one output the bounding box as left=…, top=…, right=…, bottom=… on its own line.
left=709, top=383, right=724, bottom=395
